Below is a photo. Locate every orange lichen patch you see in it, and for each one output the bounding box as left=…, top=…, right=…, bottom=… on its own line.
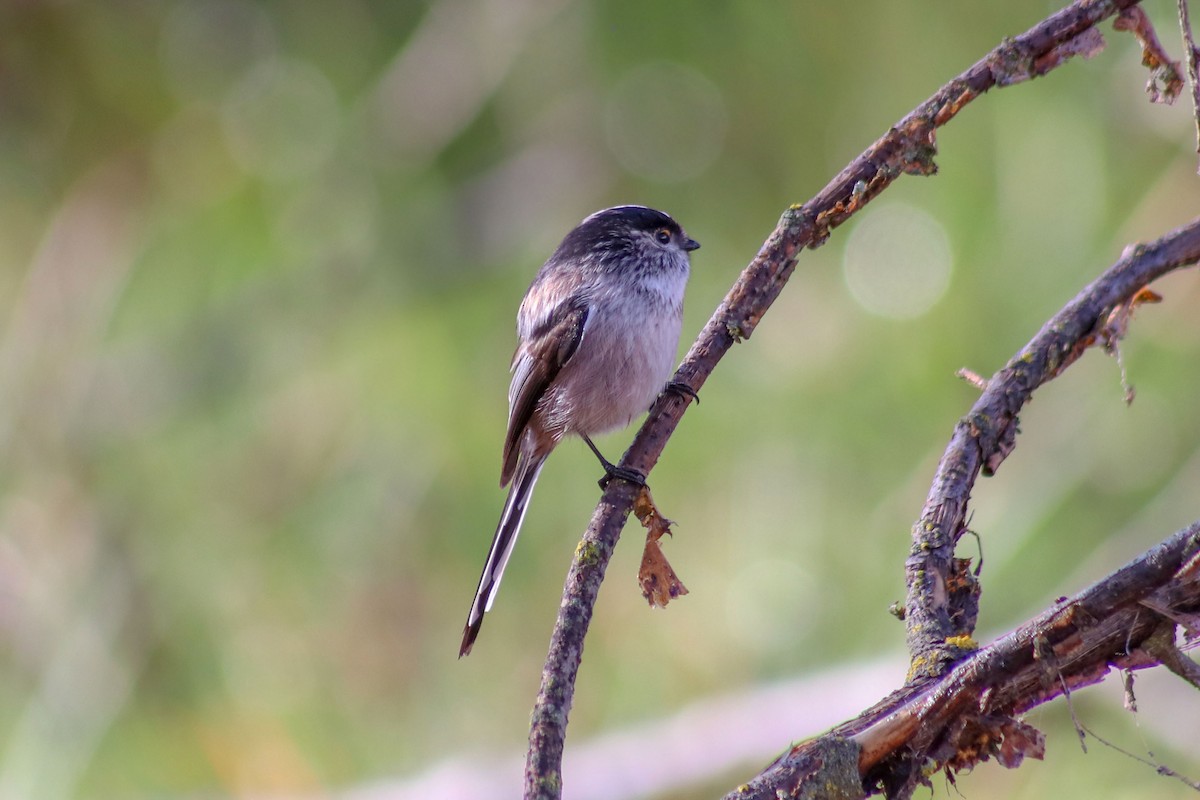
left=933, top=85, right=978, bottom=127
left=944, top=634, right=978, bottom=651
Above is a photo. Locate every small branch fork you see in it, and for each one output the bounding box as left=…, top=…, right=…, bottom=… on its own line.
left=521, top=1, right=1192, bottom=797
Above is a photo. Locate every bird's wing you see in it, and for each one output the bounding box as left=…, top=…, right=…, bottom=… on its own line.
left=501, top=295, right=589, bottom=486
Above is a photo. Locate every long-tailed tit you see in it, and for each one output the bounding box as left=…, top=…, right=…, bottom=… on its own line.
left=459, top=205, right=699, bottom=657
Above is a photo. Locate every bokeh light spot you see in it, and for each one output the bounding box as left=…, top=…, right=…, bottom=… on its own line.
left=842, top=203, right=952, bottom=320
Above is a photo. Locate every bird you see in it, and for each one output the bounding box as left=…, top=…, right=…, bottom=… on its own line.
left=459, top=205, right=699, bottom=657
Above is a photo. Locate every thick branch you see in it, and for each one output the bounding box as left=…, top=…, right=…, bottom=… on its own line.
left=724, top=521, right=1200, bottom=800
left=525, top=1, right=1146, bottom=796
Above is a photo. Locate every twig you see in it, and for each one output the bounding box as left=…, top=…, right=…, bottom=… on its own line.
left=1076, top=719, right=1200, bottom=791
left=1139, top=621, right=1200, bottom=689
left=955, top=367, right=989, bottom=391
left=524, top=1, right=1146, bottom=797
left=1179, top=0, right=1200, bottom=168
left=1114, top=6, right=1185, bottom=104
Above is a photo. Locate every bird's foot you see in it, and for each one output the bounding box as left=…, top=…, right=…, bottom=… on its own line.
left=582, top=434, right=646, bottom=489
left=598, top=462, right=647, bottom=490
left=664, top=380, right=699, bottom=404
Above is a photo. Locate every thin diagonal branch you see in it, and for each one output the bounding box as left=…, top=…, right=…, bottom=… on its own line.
left=524, top=1, right=1144, bottom=797
left=1179, top=0, right=1200, bottom=167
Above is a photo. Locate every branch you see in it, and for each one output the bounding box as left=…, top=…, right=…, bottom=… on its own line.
left=1114, top=6, right=1186, bottom=104
left=724, top=521, right=1200, bottom=800
left=1179, top=0, right=1200, bottom=168
left=725, top=215, right=1200, bottom=796
left=904, top=217, right=1200, bottom=677
left=524, top=0, right=1146, bottom=796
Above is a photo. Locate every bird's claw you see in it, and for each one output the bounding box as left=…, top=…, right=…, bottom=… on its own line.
left=598, top=464, right=647, bottom=489
left=664, top=380, right=699, bottom=404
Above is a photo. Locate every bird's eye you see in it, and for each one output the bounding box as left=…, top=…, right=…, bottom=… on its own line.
left=655, top=228, right=671, bottom=245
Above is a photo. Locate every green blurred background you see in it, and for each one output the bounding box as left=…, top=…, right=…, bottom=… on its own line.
left=1, top=1, right=1198, bottom=798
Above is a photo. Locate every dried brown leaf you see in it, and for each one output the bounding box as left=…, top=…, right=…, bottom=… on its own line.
left=633, top=486, right=689, bottom=607
left=997, top=719, right=1046, bottom=769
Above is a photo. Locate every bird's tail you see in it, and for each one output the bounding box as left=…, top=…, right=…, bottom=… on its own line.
left=459, top=453, right=547, bottom=657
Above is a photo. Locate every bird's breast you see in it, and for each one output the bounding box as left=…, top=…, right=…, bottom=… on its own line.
left=542, top=291, right=683, bottom=437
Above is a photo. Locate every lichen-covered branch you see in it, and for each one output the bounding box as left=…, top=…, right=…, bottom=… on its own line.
left=729, top=212, right=1200, bottom=797
left=524, top=1, right=1148, bottom=797
left=725, top=521, right=1200, bottom=800
left=904, top=218, right=1200, bottom=677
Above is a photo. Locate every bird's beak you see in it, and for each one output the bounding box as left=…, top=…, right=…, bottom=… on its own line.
left=682, top=237, right=700, bottom=252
